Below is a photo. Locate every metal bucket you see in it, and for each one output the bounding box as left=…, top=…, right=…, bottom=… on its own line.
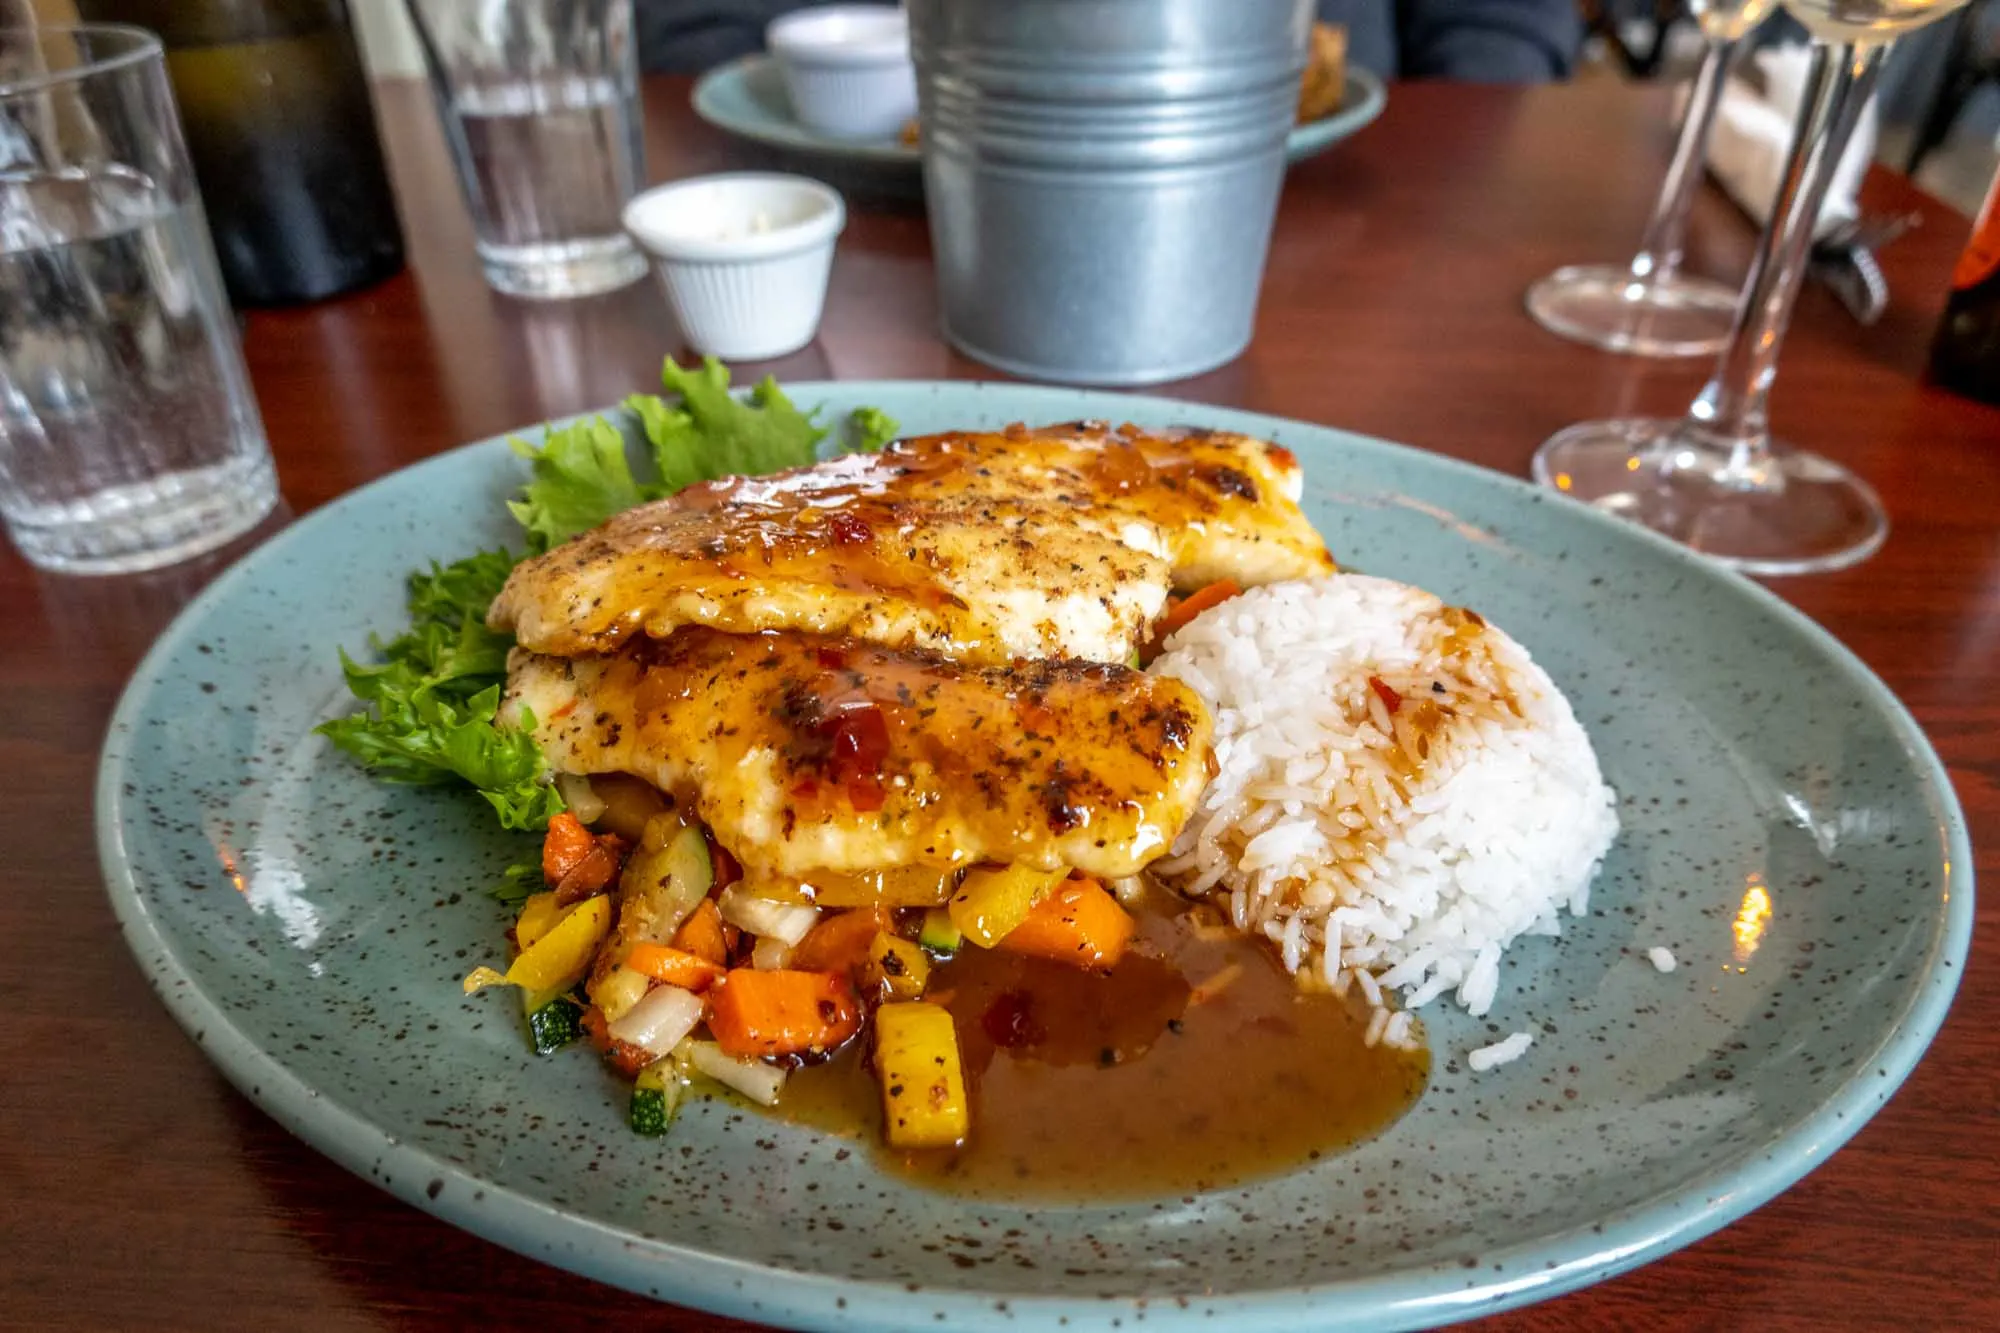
left=907, top=0, right=1311, bottom=386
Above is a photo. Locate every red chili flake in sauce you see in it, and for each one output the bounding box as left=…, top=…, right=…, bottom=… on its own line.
left=824, top=511, right=873, bottom=547
left=826, top=704, right=890, bottom=813
left=1369, top=676, right=1403, bottom=714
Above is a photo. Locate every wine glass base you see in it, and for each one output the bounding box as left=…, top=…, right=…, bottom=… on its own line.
left=1525, top=265, right=1740, bottom=358
left=1531, top=417, right=1888, bottom=576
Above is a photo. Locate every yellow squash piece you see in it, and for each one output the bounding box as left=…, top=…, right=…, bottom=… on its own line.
left=947, top=864, right=1068, bottom=948
left=513, top=891, right=569, bottom=952
left=874, top=1001, right=970, bottom=1149
left=865, top=932, right=931, bottom=1001
left=465, top=896, right=613, bottom=996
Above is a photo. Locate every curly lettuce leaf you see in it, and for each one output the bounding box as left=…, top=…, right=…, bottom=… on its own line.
left=507, top=417, right=648, bottom=553
left=627, top=356, right=827, bottom=491
left=846, top=405, right=900, bottom=454
left=621, top=357, right=901, bottom=501
left=317, top=550, right=562, bottom=832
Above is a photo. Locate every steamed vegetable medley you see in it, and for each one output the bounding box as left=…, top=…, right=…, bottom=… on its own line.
left=472, top=798, right=1136, bottom=1145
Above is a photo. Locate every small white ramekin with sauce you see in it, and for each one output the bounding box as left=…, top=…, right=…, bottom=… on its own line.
left=623, top=173, right=846, bottom=361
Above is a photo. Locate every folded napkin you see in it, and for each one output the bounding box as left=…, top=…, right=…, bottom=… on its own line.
left=1706, top=44, right=1878, bottom=240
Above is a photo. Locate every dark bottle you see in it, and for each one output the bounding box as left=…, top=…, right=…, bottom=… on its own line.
left=1929, top=172, right=2000, bottom=407
left=79, top=0, right=404, bottom=306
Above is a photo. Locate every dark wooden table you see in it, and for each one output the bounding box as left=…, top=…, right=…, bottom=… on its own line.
left=5, top=74, right=1994, bottom=1330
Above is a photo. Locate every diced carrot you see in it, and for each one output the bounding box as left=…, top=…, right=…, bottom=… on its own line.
left=625, top=942, right=726, bottom=992
left=671, top=899, right=729, bottom=967
left=543, top=811, right=597, bottom=885
left=789, top=907, right=892, bottom=978
left=706, top=969, right=861, bottom=1059
left=995, top=876, right=1135, bottom=970
left=1155, top=579, right=1242, bottom=643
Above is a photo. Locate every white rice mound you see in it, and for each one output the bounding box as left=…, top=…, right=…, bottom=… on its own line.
left=1150, top=574, right=1619, bottom=1046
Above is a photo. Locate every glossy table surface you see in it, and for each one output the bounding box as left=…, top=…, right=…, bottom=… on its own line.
left=5, top=75, right=1995, bottom=1330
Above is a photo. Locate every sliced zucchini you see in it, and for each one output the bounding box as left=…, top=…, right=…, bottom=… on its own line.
left=661, top=822, right=714, bottom=897
left=918, top=908, right=962, bottom=955
left=522, top=989, right=585, bottom=1056
left=610, top=817, right=715, bottom=956
left=629, top=1059, right=686, bottom=1137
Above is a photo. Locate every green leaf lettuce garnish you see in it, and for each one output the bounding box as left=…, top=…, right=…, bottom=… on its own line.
left=315, top=550, right=560, bottom=832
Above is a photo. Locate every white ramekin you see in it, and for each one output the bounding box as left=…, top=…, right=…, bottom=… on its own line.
left=766, top=5, right=917, bottom=141
left=622, top=173, right=846, bottom=362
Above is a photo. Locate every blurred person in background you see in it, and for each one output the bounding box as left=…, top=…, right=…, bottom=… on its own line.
left=637, top=0, right=1583, bottom=82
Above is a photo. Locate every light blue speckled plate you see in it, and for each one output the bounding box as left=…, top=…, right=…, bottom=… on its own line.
left=98, top=383, right=1970, bottom=1331
left=691, top=54, right=1387, bottom=168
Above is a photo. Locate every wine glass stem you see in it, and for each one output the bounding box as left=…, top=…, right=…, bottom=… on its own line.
left=1686, top=40, right=1888, bottom=475
left=1631, top=37, right=1738, bottom=286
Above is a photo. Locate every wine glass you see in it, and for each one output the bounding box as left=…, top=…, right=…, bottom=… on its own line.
left=1532, top=0, right=1970, bottom=576
left=1526, top=0, right=1779, bottom=357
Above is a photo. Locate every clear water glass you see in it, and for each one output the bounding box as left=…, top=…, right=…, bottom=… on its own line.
left=0, top=24, right=277, bottom=575
left=406, top=0, right=649, bottom=300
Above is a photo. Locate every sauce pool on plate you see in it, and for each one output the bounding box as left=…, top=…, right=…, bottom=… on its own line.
left=776, top=885, right=1428, bottom=1201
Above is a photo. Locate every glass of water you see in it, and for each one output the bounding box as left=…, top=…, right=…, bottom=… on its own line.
left=0, top=24, right=276, bottom=575
left=406, top=0, right=649, bottom=300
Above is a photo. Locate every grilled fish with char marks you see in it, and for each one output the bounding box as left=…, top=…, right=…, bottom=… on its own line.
left=500, top=628, right=1214, bottom=883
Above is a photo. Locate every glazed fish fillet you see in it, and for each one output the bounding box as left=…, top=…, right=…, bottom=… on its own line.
left=488, top=422, right=1330, bottom=661
left=876, top=422, right=1334, bottom=591
left=501, top=629, right=1214, bottom=881
left=490, top=483, right=1170, bottom=664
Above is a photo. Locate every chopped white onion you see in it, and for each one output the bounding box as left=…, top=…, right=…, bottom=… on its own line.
left=685, top=1039, right=787, bottom=1105
left=717, top=886, right=818, bottom=946
left=607, top=983, right=704, bottom=1057
left=555, top=772, right=606, bottom=825
left=750, top=935, right=794, bottom=970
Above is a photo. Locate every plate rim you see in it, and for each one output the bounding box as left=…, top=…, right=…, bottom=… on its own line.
left=689, top=53, right=1388, bottom=169
left=96, top=382, right=1974, bottom=1331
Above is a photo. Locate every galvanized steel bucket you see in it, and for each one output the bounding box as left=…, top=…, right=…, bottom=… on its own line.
left=907, top=0, right=1311, bottom=386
